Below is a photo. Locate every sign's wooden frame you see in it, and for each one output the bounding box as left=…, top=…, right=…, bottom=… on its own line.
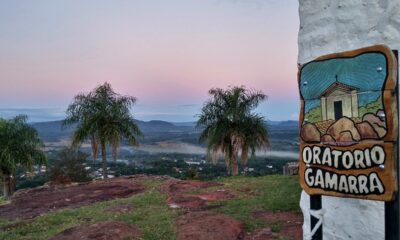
left=298, top=45, right=398, bottom=201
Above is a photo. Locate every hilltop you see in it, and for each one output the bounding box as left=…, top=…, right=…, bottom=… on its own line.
left=0, top=174, right=302, bottom=240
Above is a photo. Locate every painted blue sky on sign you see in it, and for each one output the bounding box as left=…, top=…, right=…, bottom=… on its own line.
left=300, top=52, right=387, bottom=112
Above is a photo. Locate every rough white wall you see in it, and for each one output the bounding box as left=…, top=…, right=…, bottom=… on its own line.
left=298, top=0, right=400, bottom=64
left=298, top=0, right=400, bottom=239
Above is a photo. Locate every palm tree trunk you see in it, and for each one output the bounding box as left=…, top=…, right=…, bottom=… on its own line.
left=2, top=173, right=12, bottom=198
left=231, top=153, right=239, bottom=176
left=224, top=151, right=231, bottom=175
left=226, top=163, right=231, bottom=176
left=101, top=141, right=108, bottom=179
left=2, top=175, right=7, bottom=198
left=225, top=148, right=239, bottom=176
left=10, top=173, right=16, bottom=196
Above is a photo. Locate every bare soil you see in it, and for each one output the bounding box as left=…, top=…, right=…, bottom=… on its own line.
left=160, top=179, right=222, bottom=194
left=196, top=189, right=235, bottom=201
left=244, top=228, right=277, bottom=240
left=252, top=211, right=303, bottom=240
left=0, top=176, right=146, bottom=220
left=49, top=221, right=142, bottom=240
left=162, top=179, right=234, bottom=210
left=176, top=211, right=244, bottom=240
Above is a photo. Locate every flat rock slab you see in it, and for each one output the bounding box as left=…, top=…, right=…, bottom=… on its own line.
left=196, top=189, right=235, bottom=201
left=161, top=180, right=222, bottom=194
left=49, top=221, right=142, bottom=240
left=0, top=176, right=146, bottom=220
left=176, top=211, right=244, bottom=240
left=252, top=211, right=302, bottom=224
left=252, top=211, right=303, bottom=240
left=167, top=190, right=235, bottom=210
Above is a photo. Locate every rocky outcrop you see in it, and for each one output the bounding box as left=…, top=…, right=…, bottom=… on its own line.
left=363, top=113, right=386, bottom=128
left=301, top=123, right=321, bottom=142
left=356, top=122, right=379, bottom=139
left=326, top=117, right=360, bottom=142
left=362, top=113, right=387, bottom=138
left=321, top=134, right=335, bottom=144
left=302, top=113, right=388, bottom=145
left=0, top=176, right=146, bottom=220
left=336, top=131, right=356, bottom=146
left=372, top=124, right=387, bottom=138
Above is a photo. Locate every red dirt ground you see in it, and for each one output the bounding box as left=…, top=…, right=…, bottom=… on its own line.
left=160, top=179, right=223, bottom=194
left=49, top=221, right=142, bottom=240
left=160, top=180, right=234, bottom=211
left=176, top=211, right=245, bottom=240
left=166, top=190, right=235, bottom=210
left=244, top=228, right=277, bottom=240
left=252, top=211, right=303, bottom=240
left=196, top=189, right=235, bottom=201
left=162, top=179, right=235, bottom=210
left=0, top=176, right=146, bottom=220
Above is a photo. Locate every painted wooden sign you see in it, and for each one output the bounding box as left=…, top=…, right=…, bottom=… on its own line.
left=298, top=45, right=398, bottom=201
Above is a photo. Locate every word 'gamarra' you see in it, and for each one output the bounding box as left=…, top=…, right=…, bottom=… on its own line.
left=305, top=167, right=385, bottom=195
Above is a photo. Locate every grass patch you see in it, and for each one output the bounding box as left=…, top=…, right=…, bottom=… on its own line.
left=214, top=175, right=301, bottom=231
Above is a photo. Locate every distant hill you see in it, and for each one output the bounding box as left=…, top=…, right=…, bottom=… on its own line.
left=31, top=119, right=197, bottom=143
left=31, top=119, right=299, bottom=152
left=134, top=120, right=180, bottom=132
left=31, top=121, right=76, bottom=142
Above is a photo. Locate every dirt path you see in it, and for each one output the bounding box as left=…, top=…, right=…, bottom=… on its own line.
left=0, top=176, right=146, bottom=220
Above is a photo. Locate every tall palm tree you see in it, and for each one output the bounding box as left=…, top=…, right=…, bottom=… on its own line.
left=0, top=115, right=46, bottom=197
left=197, top=86, right=270, bottom=176
left=64, top=82, right=143, bottom=178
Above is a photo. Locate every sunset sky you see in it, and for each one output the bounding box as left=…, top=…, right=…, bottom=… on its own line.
left=0, top=0, right=299, bottom=122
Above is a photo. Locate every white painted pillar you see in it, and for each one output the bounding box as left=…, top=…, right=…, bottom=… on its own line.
left=321, top=97, right=327, bottom=121
left=298, top=0, right=400, bottom=239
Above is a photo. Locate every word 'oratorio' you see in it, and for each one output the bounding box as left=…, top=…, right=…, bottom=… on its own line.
left=302, top=145, right=385, bottom=170
left=304, top=168, right=384, bottom=195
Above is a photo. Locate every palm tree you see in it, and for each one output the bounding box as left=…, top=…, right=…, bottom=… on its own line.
left=0, top=115, right=46, bottom=197
left=197, top=86, right=270, bottom=176
left=63, top=82, right=143, bottom=179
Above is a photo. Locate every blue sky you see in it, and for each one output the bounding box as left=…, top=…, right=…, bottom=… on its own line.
left=301, top=52, right=387, bottom=113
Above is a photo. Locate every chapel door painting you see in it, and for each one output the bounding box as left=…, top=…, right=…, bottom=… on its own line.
left=334, top=101, right=343, bottom=120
